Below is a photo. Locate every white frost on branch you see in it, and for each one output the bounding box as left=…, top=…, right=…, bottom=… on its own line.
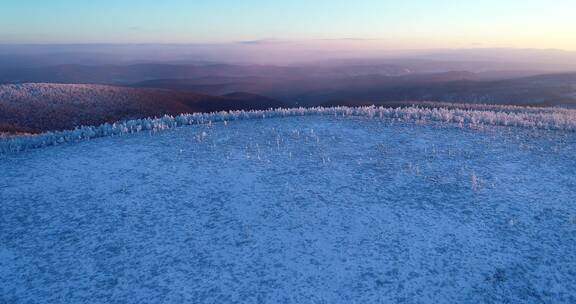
left=1, top=104, right=576, bottom=153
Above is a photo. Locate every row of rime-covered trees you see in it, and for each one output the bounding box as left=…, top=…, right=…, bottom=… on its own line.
left=1, top=104, right=575, bottom=153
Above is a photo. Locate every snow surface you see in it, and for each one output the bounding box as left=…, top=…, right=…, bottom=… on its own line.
left=1, top=111, right=576, bottom=303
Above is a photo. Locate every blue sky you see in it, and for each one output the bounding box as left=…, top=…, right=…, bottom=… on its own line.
left=1, top=0, right=575, bottom=49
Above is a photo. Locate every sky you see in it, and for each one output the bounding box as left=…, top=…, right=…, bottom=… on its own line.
left=1, top=0, right=576, bottom=50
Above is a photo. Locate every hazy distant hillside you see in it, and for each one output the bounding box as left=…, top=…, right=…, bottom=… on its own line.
left=0, top=60, right=551, bottom=86
left=2, top=60, right=575, bottom=108
left=320, top=73, right=576, bottom=107
left=132, top=71, right=576, bottom=107
left=131, top=71, right=494, bottom=105
left=0, top=63, right=417, bottom=85
left=0, top=83, right=283, bottom=133
left=2, top=44, right=576, bottom=68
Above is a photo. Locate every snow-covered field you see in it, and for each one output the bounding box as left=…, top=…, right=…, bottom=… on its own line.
left=1, top=107, right=576, bottom=303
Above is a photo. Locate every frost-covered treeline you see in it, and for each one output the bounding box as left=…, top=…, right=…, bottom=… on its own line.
left=0, top=83, right=201, bottom=133
left=2, top=103, right=575, bottom=153
left=403, top=101, right=575, bottom=114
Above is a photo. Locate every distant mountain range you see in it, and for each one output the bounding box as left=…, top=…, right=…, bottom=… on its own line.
left=0, top=59, right=568, bottom=86
left=0, top=63, right=417, bottom=85
left=316, top=73, right=576, bottom=107
left=2, top=48, right=576, bottom=134
left=131, top=72, right=576, bottom=107
left=0, top=84, right=283, bottom=133
left=2, top=72, right=576, bottom=134
left=3, top=61, right=574, bottom=106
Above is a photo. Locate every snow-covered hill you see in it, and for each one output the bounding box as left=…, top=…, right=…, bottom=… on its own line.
left=1, top=109, right=575, bottom=303
left=0, top=83, right=283, bottom=133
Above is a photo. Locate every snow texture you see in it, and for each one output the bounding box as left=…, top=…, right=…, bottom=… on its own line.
left=1, top=109, right=576, bottom=303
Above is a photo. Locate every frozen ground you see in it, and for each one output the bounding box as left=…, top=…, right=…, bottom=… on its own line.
left=1, top=112, right=576, bottom=303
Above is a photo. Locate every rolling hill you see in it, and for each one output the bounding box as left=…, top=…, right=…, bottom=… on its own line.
left=320, top=73, right=576, bottom=108
left=0, top=83, right=284, bottom=133
left=131, top=72, right=576, bottom=107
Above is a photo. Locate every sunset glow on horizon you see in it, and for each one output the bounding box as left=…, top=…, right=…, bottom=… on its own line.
left=1, top=0, right=575, bottom=50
